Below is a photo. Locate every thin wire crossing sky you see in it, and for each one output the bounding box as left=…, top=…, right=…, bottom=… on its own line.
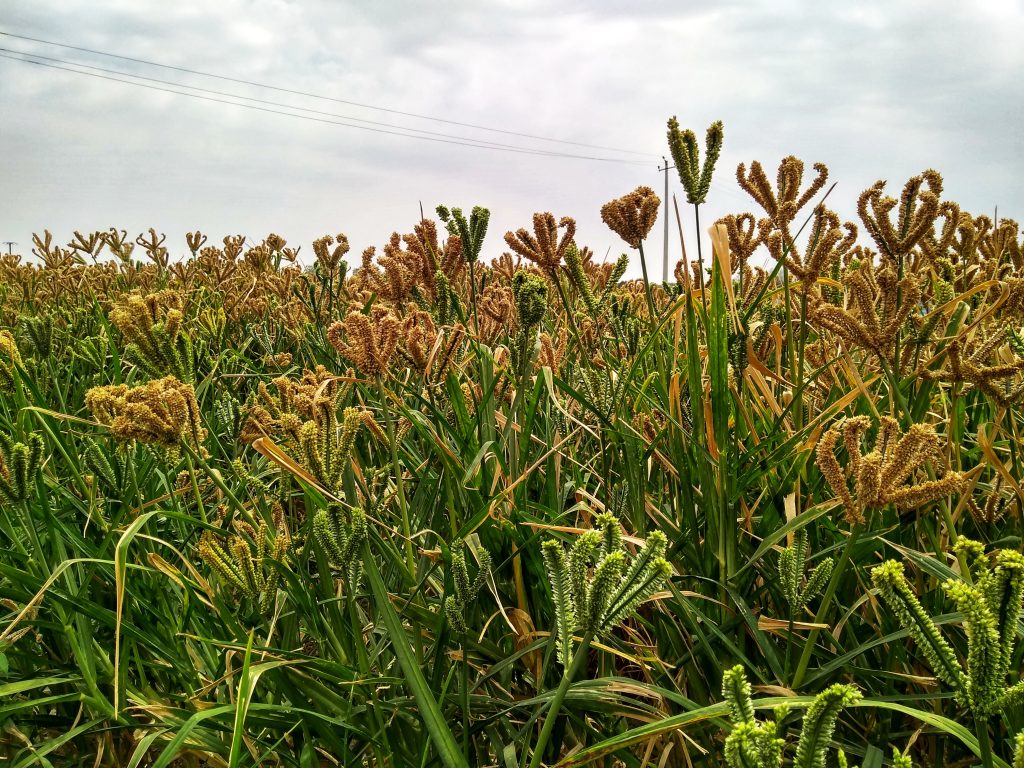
left=2, top=1, right=1022, bottom=278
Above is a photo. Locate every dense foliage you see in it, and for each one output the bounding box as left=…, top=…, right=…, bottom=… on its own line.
left=2, top=120, right=1024, bottom=767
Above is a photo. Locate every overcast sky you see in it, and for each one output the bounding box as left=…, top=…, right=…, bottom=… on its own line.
left=2, top=0, right=1022, bottom=279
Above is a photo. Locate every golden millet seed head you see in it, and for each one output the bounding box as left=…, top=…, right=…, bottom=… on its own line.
left=600, top=186, right=660, bottom=249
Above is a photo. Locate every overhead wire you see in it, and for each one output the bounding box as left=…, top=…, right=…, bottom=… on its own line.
left=0, top=31, right=757, bottom=202
left=0, top=47, right=647, bottom=160
left=0, top=30, right=660, bottom=159
left=0, top=50, right=653, bottom=164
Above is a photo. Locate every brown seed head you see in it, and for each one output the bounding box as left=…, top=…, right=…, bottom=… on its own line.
left=816, top=415, right=963, bottom=525
left=86, top=376, right=206, bottom=449
left=328, top=309, right=401, bottom=378
left=504, top=213, right=576, bottom=275
left=600, top=186, right=660, bottom=249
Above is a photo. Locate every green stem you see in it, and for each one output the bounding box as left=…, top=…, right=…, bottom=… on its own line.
left=878, top=356, right=911, bottom=427
left=461, top=631, right=470, bottom=757
left=552, top=271, right=583, bottom=351
left=791, top=519, right=866, bottom=689
left=977, top=716, right=993, bottom=768
left=378, top=378, right=416, bottom=576
left=468, top=260, right=481, bottom=337
left=347, top=589, right=392, bottom=766
left=794, top=288, right=809, bottom=432
left=504, top=348, right=529, bottom=488
left=693, top=204, right=706, bottom=304
left=183, top=443, right=245, bottom=518
left=782, top=265, right=799, bottom=429
left=528, top=632, right=595, bottom=768
left=638, top=239, right=669, bottom=392
left=784, top=609, right=796, bottom=685
left=183, top=451, right=208, bottom=524
left=636, top=241, right=657, bottom=326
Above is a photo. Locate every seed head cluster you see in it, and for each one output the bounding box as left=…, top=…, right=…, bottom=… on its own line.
left=600, top=186, right=660, bottom=249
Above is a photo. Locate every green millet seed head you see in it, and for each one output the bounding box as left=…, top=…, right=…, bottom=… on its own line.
left=511, top=270, right=548, bottom=329
left=472, top=547, right=492, bottom=598
left=1012, top=730, right=1024, bottom=768
left=667, top=118, right=724, bottom=205
left=802, top=558, right=835, bottom=609
left=83, top=441, right=122, bottom=494
left=586, top=550, right=626, bottom=630
left=451, top=550, right=471, bottom=599
left=779, top=542, right=799, bottom=607
left=436, top=204, right=489, bottom=264
left=722, top=665, right=755, bottom=724
left=603, top=253, right=629, bottom=298
left=541, top=537, right=575, bottom=666
left=313, top=505, right=367, bottom=586
left=0, top=431, right=45, bottom=505
left=595, top=512, right=622, bottom=560
left=564, top=243, right=598, bottom=315
left=953, top=537, right=988, bottom=576
left=724, top=721, right=784, bottom=768
left=873, top=559, right=968, bottom=699
left=943, top=578, right=1002, bottom=714
left=444, top=595, right=468, bottom=634
left=793, top=684, right=862, bottom=768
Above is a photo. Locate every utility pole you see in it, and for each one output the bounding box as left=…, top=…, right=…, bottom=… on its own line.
left=2, top=241, right=15, bottom=256
left=657, top=158, right=675, bottom=282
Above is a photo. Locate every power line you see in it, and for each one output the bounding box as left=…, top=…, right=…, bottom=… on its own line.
left=1, top=32, right=754, bottom=201
left=0, top=47, right=636, bottom=160
left=0, top=51, right=651, bottom=164
left=0, top=29, right=660, bottom=159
